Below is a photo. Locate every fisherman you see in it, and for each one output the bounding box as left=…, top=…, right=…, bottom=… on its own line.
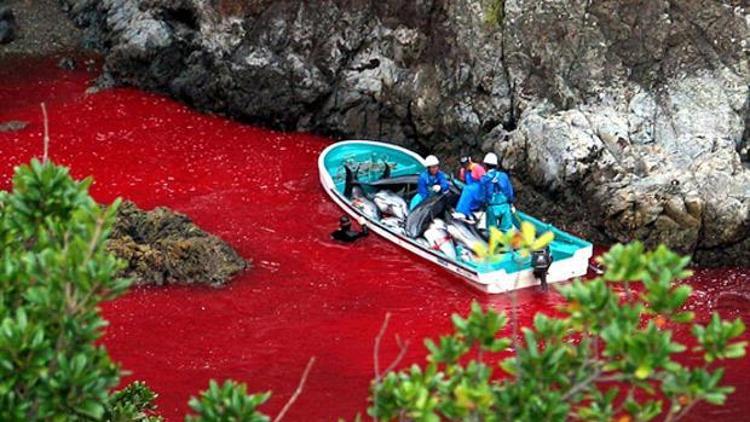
left=410, top=155, right=450, bottom=210
left=454, top=155, right=487, bottom=220
left=331, top=215, right=369, bottom=243
left=458, top=155, right=486, bottom=185
left=480, top=152, right=516, bottom=232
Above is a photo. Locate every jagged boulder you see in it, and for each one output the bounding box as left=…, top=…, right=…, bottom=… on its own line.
left=108, top=200, right=249, bottom=287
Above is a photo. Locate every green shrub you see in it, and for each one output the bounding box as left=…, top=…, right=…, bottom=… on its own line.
left=186, top=380, right=271, bottom=422
left=106, top=381, right=163, bottom=421
left=369, top=242, right=746, bottom=421
left=0, top=159, right=278, bottom=421
left=0, top=159, right=160, bottom=420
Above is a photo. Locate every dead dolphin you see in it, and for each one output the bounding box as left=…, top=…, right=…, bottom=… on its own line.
left=373, top=190, right=409, bottom=220
left=444, top=212, right=486, bottom=250
left=351, top=193, right=380, bottom=220
left=424, top=219, right=457, bottom=259
left=344, top=162, right=419, bottom=196
left=340, top=166, right=380, bottom=219
left=404, top=192, right=458, bottom=238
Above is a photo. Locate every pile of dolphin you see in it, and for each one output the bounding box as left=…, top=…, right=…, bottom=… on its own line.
left=344, top=163, right=488, bottom=263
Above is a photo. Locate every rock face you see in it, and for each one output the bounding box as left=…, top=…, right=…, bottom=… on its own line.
left=108, top=200, right=249, bottom=286
left=61, top=0, right=750, bottom=266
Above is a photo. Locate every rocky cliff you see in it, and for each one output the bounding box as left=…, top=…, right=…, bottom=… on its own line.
left=60, top=0, right=750, bottom=265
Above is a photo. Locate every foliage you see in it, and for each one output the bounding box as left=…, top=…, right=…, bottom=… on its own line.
left=0, top=159, right=275, bottom=421
left=0, top=159, right=160, bottom=420
left=473, top=220, right=554, bottom=263
left=186, top=380, right=271, bottom=422
left=106, top=381, right=163, bottom=421
left=485, top=0, right=506, bottom=27
left=369, top=242, right=747, bottom=421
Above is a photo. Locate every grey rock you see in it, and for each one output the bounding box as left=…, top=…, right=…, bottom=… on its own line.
left=60, top=0, right=750, bottom=266
left=498, top=102, right=748, bottom=261
left=60, top=0, right=513, bottom=155
left=58, top=57, right=76, bottom=70
left=0, top=120, right=28, bottom=132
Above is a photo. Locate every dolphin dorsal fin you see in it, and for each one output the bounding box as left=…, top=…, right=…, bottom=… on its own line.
left=381, top=160, right=391, bottom=179
left=344, top=166, right=354, bottom=198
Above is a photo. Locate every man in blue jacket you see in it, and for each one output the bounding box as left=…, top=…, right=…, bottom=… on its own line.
left=455, top=155, right=487, bottom=220
left=480, top=152, right=515, bottom=231
left=410, top=155, right=450, bottom=210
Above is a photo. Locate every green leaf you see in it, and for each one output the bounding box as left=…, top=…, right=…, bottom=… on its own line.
left=704, top=392, right=727, bottom=405
left=500, top=357, right=517, bottom=375
left=79, top=400, right=105, bottom=419
left=635, top=364, right=652, bottom=380
left=530, top=231, right=554, bottom=251
left=672, top=311, right=695, bottom=324
left=725, top=342, right=747, bottom=359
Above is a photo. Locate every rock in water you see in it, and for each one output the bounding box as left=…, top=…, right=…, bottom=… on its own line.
left=0, top=121, right=28, bottom=132
left=58, top=57, right=76, bottom=70
left=108, top=201, right=249, bottom=287
left=0, top=7, right=17, bottom=44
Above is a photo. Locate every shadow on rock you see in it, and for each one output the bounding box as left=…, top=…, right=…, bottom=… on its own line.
left=0, top=6, right=17, bottom=44
left=108, top=200, right=249, bottom=287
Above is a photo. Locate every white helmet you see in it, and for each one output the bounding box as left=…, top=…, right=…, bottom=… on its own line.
left=424, top=155, right=440, bottom=167
left=483, top=152, right=499, bottom=166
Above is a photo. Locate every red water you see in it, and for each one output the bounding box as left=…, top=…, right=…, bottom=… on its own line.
left=1, top=56, right=748, bottom=421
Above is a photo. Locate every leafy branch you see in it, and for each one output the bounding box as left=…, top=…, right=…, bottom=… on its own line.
left=368, top=242, right=746, bottom=421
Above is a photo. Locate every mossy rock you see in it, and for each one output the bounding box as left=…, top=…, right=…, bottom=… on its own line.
left=108, top=201, right=249, bottom=287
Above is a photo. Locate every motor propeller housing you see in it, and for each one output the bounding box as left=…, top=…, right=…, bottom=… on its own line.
left=531, top=247, right=553, bottom=291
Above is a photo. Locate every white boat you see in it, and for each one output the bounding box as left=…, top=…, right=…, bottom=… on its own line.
left=318, top=140, right=593, bottom=294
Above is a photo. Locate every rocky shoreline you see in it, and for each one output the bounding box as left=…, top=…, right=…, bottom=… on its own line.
left=10, top=0, right=750, bottom=265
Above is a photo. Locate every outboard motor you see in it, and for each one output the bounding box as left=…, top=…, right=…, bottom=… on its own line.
left=531, top=247, right=553, bottom=291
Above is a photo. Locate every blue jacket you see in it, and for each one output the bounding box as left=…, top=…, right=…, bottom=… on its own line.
left=417, top=170, right=450, bottom=199
left=481, top=169, right=515, bottom=205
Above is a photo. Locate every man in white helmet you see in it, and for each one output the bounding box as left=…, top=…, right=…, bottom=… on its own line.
left=410, top=154, right=450, bottom=210
left=480, top=152, right=516, bottom=231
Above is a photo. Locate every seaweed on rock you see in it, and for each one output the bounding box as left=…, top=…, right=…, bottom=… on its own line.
left=108, top=200, right=249, bottom=287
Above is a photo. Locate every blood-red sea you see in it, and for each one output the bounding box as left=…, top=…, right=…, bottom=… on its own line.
left=1, top=56, right=748, bottom=421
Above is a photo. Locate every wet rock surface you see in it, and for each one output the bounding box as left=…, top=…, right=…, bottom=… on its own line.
left=61, top=0, right=750, bottom=265
left=108, top=200, right=249, bottom=287
left=0, top=0, right=81, bottom=58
